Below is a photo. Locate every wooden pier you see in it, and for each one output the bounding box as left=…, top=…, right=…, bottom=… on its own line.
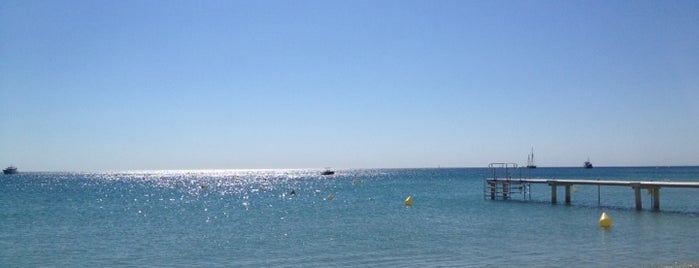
left=486, top=178, right=699, bottom=211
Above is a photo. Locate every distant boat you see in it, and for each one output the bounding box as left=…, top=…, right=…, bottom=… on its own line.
left=3, top=166, right=18, bottom=175
left=321, top=168, right=335, bottom=175
left=526, top=148, right=537, bottom=168
left=584, top=158, right=593, bottom=169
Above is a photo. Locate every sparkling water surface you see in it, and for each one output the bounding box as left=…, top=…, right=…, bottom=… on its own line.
left=2, top=167, right=698, bottom=267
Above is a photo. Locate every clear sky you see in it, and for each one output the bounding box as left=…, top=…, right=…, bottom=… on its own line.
left=1, top=1, right=698, bottom=171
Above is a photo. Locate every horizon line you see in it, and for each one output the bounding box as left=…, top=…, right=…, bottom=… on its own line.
left=8, top=165, right=699, bottom=173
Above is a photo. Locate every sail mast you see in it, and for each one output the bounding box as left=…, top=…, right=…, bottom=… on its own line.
left=527, top=147, right=536, bottom=168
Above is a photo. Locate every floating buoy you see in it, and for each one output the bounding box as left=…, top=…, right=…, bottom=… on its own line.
left=290, top=189, right=296, bottom=195
left=174, top=182, right=179, bottom=188
left=404, top=196, right=413, bottom=206
left=573, top=186, right=579, bottom=192
left=200, top=184, right=206, bottom=189
left=258, top=186, right=264, bottom=192
left=326, top=193, right=334, bottom=201
left=599, top=212, right=612, bottom=228
left=353, top=177, right=360, bottom=185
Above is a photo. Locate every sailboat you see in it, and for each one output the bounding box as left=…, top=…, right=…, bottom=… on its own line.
left=526, top=148, right=537, bottom=168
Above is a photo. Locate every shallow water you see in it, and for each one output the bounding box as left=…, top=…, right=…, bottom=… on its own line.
left=1, top=167, right=698, bottom=267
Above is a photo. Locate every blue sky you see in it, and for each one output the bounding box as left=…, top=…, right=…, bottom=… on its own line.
left=1, top=1, right=698, bottom=171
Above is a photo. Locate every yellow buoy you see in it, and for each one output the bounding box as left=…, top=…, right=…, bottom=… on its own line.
left=599, top=212, right=612, bottom=228
left=404, top=196, right=413, bottom=206
left=573, top=186, right=579, bottom=192
left=326, top=193, right=334, bottom=201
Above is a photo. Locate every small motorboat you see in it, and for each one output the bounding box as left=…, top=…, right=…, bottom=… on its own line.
left=584, top=158, right=593, bottom=169
left=321, top=169, right=335, bottom=175
left=3, top=166, right=18, bottom=174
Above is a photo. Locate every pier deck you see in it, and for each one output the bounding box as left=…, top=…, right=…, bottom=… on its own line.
left=486, top=178, right=699, bottom=211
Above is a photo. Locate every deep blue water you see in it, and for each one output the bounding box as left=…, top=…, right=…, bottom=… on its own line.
left=2, top=167, right=699, bottom=267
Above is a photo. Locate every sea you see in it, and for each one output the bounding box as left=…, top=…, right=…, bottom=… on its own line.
left=2, top=167, right=699, bottom=267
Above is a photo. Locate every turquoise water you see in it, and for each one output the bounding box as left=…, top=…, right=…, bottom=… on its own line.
left=2, top=167, right=698, bottom=267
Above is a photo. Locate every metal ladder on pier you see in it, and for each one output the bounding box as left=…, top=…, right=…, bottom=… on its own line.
left=483, top=163, right=531, bottom=200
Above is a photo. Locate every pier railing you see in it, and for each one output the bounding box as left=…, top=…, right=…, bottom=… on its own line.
left=483, top=163, right=531, bottom=201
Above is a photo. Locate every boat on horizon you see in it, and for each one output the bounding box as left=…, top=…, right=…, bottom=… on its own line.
left=3, top=166, right=18, bottom=175
left=321, top=168, right=335, bottom=175
left=584, top=158, right=593, bottom=169
left=526, top=148, right=537, bottom=168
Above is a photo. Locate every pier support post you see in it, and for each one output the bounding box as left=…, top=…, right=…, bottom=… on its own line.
left=565, top=184, right=571, bottom=204
left=632, top=184, right=642, bottom=211
left=548, top=181, right=557, bottom=204
left=652, top=187, right=660, bottom=211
